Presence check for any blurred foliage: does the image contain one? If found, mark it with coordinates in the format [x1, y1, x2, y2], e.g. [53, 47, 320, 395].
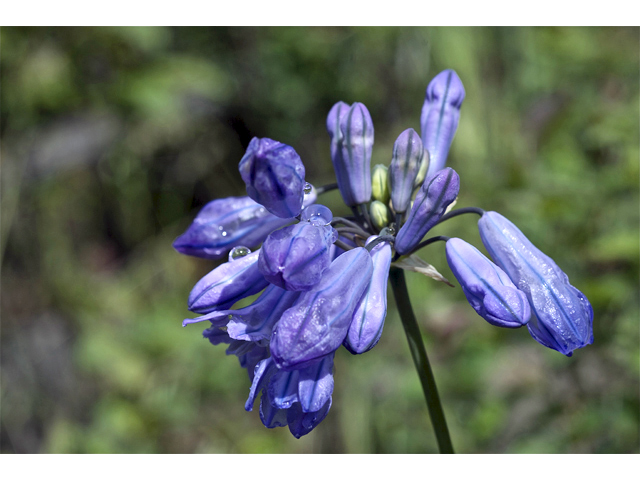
[1, 27, 638, 453]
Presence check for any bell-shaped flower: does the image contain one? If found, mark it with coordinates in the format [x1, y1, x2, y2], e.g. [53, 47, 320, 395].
[478, 211, 594, 356]
[172, 196, 290, 260]
[344, 236, 392, 354]
[173, 186, 318, 261]
[187, 250, 269, 314]
[420, 70, 465, 178]
[259, 206, 337, 291]
[326, 102, 374, 206]
[395, 167, 460, 256]
[238, 137, 306, 218]
[389, 128, 424, 214]
[270, 247, 373, 371]
[445, 237, 531, 328]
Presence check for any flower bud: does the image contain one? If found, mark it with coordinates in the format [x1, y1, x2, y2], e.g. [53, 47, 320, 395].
[259, 220, 337, 291]
[478, 212, 594, 356]
[238, 137, 306, 218]
[445, 238, 531, 328]
[327, 102, 374, 206]
[270, 247, 374, 370]
[420, 70, 465, 178]
[389, 128, 424, 214]
[371, 164, 390, 203]
[369, 200, 390, 231]
[395, 168, 460, 256]
[188, 250, 269, 314]
[344, 236, 392, 354]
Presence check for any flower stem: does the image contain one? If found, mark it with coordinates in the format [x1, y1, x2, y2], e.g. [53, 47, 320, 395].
[389, 267, 454, 454]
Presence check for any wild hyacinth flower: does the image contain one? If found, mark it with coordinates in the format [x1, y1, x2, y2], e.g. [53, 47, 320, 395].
[420, 69, 465, 178]
[445, 237, 530, 328]
[173, 187, 317, 261]
[389, 128, 424, 214]
[258, 205, 337, 291]
[344, 236, 392, 354]
[238, 137, 306, 218]
[175, 68, 592, 444]
[327, 102, 374, 206]
[270, 247, 373, 370]
[478, 212, 594, 356]
[395, 167, 460, 256]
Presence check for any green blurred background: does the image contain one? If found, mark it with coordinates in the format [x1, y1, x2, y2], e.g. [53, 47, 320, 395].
[1, 27, 638, 453]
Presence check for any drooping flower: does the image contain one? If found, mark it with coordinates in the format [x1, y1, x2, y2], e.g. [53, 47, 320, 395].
[344, 236, 392, 354]
[389, 128, 424, 214]
[258, 205, 337, 291]
[270, 247, 374, 371]
[238, 137, 306, 218]
[445, 237, 531, 328]
[187, 250, 269, 314]
[478, 211, 593, 356]
[395, 167, 460, 256]
[327, 102, 374, 207]
[173, 187, 317, 261]
[420, 69, 465, 178]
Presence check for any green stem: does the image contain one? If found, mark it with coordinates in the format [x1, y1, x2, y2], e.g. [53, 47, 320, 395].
[389, 267, 454, 454]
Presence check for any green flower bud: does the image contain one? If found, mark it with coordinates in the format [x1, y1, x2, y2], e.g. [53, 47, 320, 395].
[370, 200, 390, 230]
[371, 164, 390, 204]
[414, 149, 430, 188]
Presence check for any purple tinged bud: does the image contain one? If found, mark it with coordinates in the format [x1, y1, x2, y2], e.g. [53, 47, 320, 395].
[188, 250, 269, 314]
[478, 212, 594, 356]
[395, 168, 460, 256]
[445, 238, 531, 328]
[172, 196, 290, 260]
[327, 102, 374, 206]
[270, 247, 374, 370]
[389, 128, 424, 214]
[238, 137, 306, 219]
[259, 220, 337, 291]
[420, 70, 465, 178]
[287, 398, 332, 438]
[344, 236, 392, 354]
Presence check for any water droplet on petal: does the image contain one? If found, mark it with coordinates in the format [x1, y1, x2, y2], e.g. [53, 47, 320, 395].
[303, 182, 313, 194]
[229, 245, 251, 261]
[301, 204, 333, 226]
[380, 224, 396, 236]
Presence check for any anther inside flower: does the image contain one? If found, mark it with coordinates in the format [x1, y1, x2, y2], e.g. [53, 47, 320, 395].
[174, 69, 593, 440]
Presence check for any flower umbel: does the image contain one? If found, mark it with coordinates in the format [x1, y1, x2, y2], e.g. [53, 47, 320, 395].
[174, 69, 592, 443]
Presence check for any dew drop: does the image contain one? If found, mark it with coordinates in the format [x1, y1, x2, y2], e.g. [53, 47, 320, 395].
[220, 230, 227, 237]
[303, 182, 313, 194]
[301, 204, 333, 226]
[380, 224, 396, 236]
[229, 245, 251, 261]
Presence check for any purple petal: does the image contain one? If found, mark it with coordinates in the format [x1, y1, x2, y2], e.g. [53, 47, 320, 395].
[187, 250, 269, 314]
[238, 137, 306, 219]
[260, 393, 289, 428]
[344, 236, 392, 354]
[270, 247, 374, 371]
[287, 398, 332, 439]
[395, 168, 460, 256]
[267, 369, 300, 410]
[478, 211, 594, 356]
[389, 128, 424, 214]
[420, 69, 465, 178]
[297, 353, 334, 413]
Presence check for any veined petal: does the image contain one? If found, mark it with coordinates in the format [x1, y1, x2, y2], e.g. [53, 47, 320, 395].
[188, 250, 269, 314]
[420, 69, 465, 178]
[344, 236, 392, 354]
[239, 137, 306, 219]
[259, 221, 336, 291]
[267, 369, 300, 410]
[245, 357, 277, 412]
[260, 393, 289, 429]
[395, 168, 460, 256]
[287, 398, 332, 439]
[270, 247, 374, 371]
[478, 211, 593, 356]
[389, 128, 424, 214]
[297, 353, 335, 413]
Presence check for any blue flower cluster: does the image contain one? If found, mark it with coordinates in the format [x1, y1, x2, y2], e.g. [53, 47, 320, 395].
[174, 69, 593, 438]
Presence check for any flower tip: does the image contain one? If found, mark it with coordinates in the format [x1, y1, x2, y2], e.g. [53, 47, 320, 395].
[427, 69, 465, 108]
